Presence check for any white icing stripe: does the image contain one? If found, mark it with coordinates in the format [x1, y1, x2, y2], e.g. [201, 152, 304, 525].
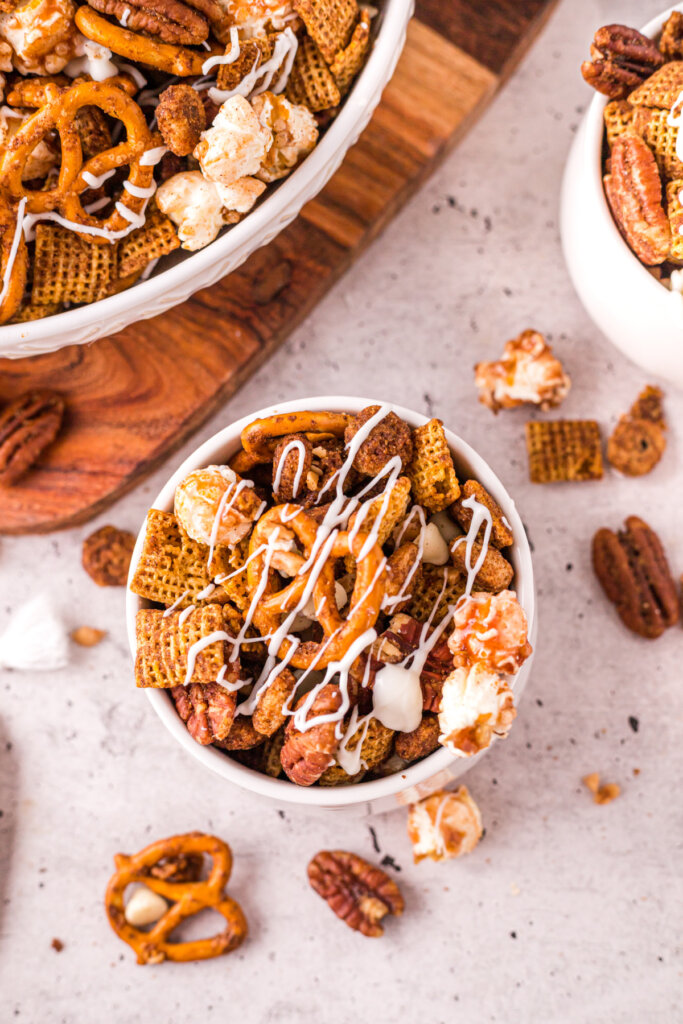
[163, 589, 191, 617]
[82, 168, 116, 189]
[116, 61, 148, 88]
[273, 438, 307, 498]
[115, 201, 146, 227]
[336, 706, 372, 775]
[667, 90, 683, 162]
[123, 179, 157, 199]
[195, 583, 216, 600]
[206, 473, 255, 572]
[201, 26, 240, 74]
[23, 208, 142, 242]
[140, 257, 159, 280]
[84, 197, 110, 214]
[0, 196, 27, 307]
[208, 28, 297, 104]
[460, 493, 493, 597]
[178, 604, 195, 626]
[139, 146, 168, 166]
[120, 7, 130, 26]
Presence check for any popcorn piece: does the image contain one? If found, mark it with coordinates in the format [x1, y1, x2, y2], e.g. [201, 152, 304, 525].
[447, 590, 532, 675]
[215, 0, 296, 36]
[474, 330, 571, 413]
[0, 0, 80, 75]
[174, 464, 264, 548]
[156, 171, 225, 251]
[407, 786, 483, 863]
[216, 176, 266, 214]
[124, 887, 169, 927]
[438, 663, 516, 758]
[251, 91, 318, 183]
[193, 95, 272, 187]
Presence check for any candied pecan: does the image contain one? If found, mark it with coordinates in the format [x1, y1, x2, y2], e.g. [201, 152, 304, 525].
[272, 433, 312, 501]
[659, 12, 683, 59]
[449, 479, 513, 549]
[592, 516, 679, 638]
[171, 681, 237, 744]
[581, 24, 665, 99]
[394, 713, 440, 761]
[157, 83, 206, 157]
[82, 524, 136, 586]
[370, 614, 454, 712]
[147, 851, 203, 883]
[307, 850, 404, 937]
[0, 390, 65, 486]
[604, 134, 671, 266]
[344, 406, 413, 476]
[85, 0, 222, 44]
[251, 668, 297, 737]
[280, 684, 343, 786]
[607, 385, 666, 476]
[218, 713, 266, 750]
[449, 538, 514, 593]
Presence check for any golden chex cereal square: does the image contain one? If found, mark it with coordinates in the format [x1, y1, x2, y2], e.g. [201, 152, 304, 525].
[32, 224, 117, 306]
[632, 106, 683, 181]
[135, 603, 226, 688]
[525, 420, 603, 483]
[118, 206, 180, 278]
[603, 100, 634, 148]
[407, 418, 460, 512]
[329, 10, 371, 95]
[216, 34, 275, 90]
[628, 61, 683, 109]
[286, 36, 341, 111]
[129, 508, 231, 608]
[293, 0, 358, 64]
[405, 565, 465, 624]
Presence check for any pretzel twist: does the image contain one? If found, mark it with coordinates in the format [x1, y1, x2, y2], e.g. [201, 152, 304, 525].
[75, 5, 217, 76]
[248, 505, 387, 669]
[0, 80, 154, 241]
[239, 411, 351, 463]
[105, 832, 247, 964]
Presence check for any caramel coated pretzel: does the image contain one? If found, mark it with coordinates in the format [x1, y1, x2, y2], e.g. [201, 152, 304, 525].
[239, 411, 351, 463]
[75, 5, 217, 76]
[248, 505, 387, 669]
[0, 198, 27, 324]
[105, 832, 247, 964]
[0, 81, 154, 241]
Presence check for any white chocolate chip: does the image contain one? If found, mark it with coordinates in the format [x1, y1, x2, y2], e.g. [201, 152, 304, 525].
[421, 521, 450, 565]
[124, 887, 169, 927]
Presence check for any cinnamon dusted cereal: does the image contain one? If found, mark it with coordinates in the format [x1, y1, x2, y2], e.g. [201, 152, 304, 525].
[525, 420, 603, 483]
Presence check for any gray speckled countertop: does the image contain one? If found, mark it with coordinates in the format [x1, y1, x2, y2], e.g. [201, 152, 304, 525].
[1, 1, 682, 1021]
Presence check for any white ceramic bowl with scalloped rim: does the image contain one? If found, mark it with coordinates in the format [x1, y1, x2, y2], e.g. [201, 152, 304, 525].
[0, 0, 414, 360]
[125, 396, 536, 814]
[561, 4, 683, 389]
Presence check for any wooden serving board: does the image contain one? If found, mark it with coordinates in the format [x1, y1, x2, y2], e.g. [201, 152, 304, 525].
[0, 0, 558, 534]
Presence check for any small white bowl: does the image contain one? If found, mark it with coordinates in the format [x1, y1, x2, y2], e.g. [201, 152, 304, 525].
[0, 0, 413, 360]
[561, 4, 683, 389]
[126, 396, 536, 814]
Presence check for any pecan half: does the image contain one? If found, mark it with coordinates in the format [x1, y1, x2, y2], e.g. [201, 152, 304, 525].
[307, 851, 404, 937]
[592, 516, 679, 638]
[0, 390, 64, 486]
[86, 0, 225, 44]
[82, 524, 136, 586]
[581, 24, 665, 98]
[171, 681, 237, 744]
[604, 134, 670, 266]
[147, 851, 203, 883]
[280, 684, 343, 786]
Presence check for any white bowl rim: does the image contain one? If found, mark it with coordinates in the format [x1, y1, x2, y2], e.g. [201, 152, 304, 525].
[581, 3, 683, 300]
[126, 395, 536, 808]
[0, 0, 413, 350]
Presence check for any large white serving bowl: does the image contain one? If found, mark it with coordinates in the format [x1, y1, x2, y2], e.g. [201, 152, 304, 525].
[561, 4, 683, 389]
[126, 396, 536, 815]
[0, 0, 413, 360]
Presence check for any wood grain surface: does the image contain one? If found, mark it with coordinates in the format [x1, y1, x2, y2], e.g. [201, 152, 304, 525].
[0, 1, 559, 535]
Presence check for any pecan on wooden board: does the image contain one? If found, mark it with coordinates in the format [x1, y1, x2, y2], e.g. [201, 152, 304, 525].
[592, 516, 679, 638]
[581, 24, 665, 98]
[307, 850, 404, 937]
[0, 390, 65, 486]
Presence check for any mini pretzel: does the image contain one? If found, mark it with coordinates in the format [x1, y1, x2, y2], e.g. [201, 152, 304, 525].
[240, 411, 351, 463]
[248, 505, 387, 669]
[75, 5, 216, 76]
[5, 73, 138, 108]
[0, 198, 28, 324]
[105, 832, 247, 965]
[0, 81, 154, 241]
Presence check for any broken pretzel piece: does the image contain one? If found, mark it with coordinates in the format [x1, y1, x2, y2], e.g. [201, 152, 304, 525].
[607, 385, 666, 476]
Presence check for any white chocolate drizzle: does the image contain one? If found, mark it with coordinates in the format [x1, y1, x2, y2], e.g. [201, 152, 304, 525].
[201, 26, 240, 75]
[0, 195, 26, 307]
[273, 438, 307, 498]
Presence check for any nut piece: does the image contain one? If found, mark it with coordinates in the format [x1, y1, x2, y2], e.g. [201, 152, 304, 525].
[581, 24, 665, 99]
[474, 330, 571, 413]
[604, 134, 671, 266]
[394, 712, 440, 761]
[82, 525, 136, 586]
[607, 385, 666, 476]
[70, 625, 107, 646]
[172, 682, 237, 745]
[0, 390, 65, 486]
[280, 683, 342, 786]
[157, 83, 206, 156]
[307, 850, 404, 937]
[582, 773, 621, 805]
[592, 515, 679, 638]
[344, 405, 414, 476]
[660, 12, 683, 59]
[407, 786, 483, 863]
[124, 886, 169, 927]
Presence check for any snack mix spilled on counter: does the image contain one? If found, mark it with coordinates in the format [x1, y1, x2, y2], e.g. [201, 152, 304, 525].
[0, 0, 376, 324]
[582, 15, 683, 292]
[129, 404, 533, 787]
